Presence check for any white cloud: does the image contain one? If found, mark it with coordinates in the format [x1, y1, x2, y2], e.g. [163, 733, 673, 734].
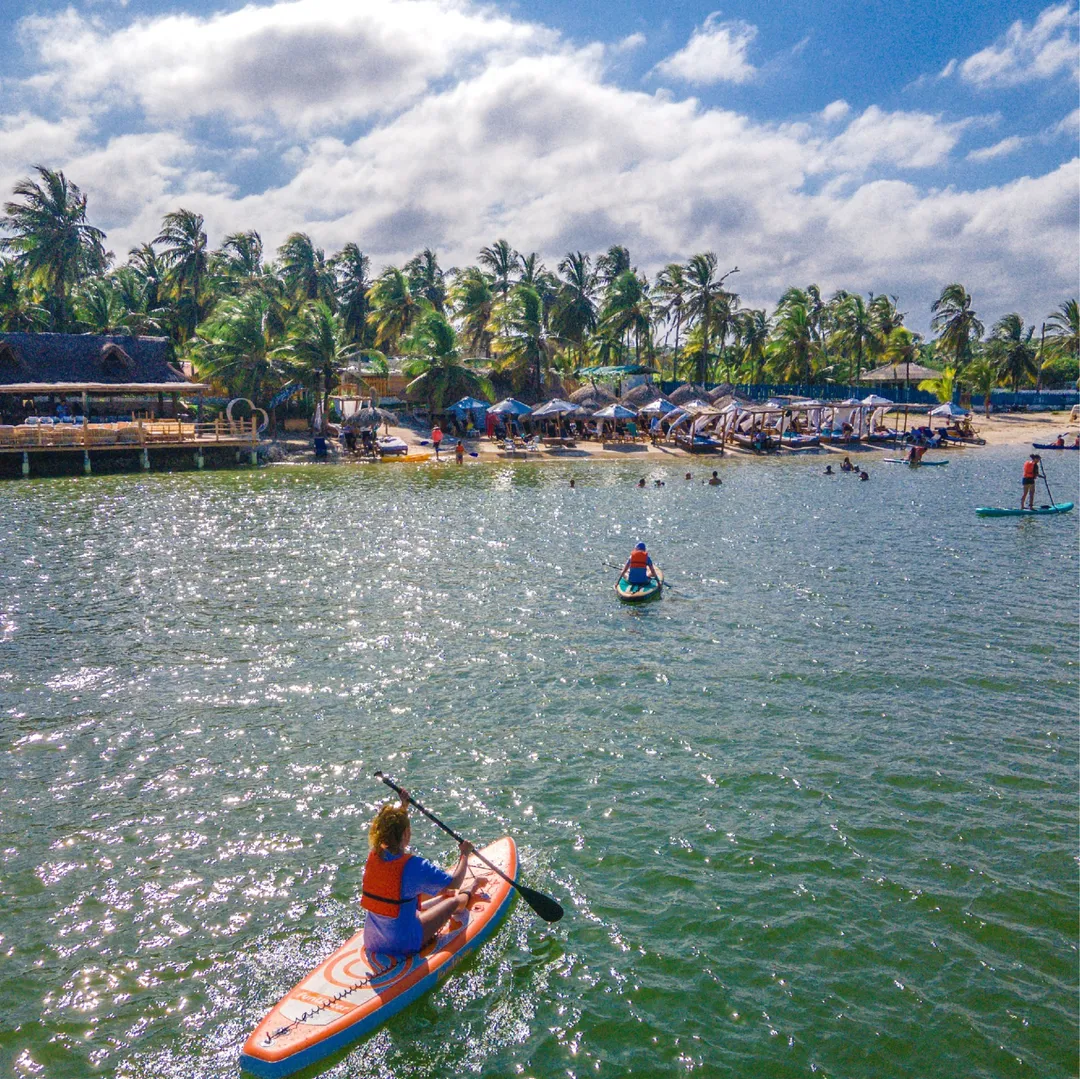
[820, 106, 971, 171]
[653, 13, 757, 85]
[960, 1, 1079, 87]
[2, 0, 1076, 331]
[1054, 108, 1080, 136]
[612, 32, 646, 53]
[821, 100, 850, 123]
[967, 135, 1025, 162]
[19, 0, 554, 133]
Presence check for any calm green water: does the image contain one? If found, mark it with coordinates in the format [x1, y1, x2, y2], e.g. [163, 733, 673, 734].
[1, 448, 1076, 1079]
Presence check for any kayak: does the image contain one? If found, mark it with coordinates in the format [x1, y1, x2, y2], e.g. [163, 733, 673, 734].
[883, 458, 949, 467]
[1032, 443, 1079, 450]
[975, 502, 1075, 517]
[615, 568, 664, 602]
[240, 838, 517, 1078]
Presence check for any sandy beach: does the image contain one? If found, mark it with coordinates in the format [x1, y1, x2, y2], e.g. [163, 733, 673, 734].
[304, 410, 1079, 466]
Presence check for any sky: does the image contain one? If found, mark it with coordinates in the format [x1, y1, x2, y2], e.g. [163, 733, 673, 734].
[0, 0, 1076, 333]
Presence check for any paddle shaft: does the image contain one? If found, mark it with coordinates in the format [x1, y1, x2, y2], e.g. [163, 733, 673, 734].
[373, 772, 563, 921]
[1040, 465, 1057, 507]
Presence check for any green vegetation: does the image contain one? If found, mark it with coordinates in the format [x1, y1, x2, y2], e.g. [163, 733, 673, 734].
[1, 166, 1076, 408]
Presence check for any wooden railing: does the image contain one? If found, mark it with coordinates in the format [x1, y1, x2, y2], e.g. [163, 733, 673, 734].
[0, 417, 259, 449]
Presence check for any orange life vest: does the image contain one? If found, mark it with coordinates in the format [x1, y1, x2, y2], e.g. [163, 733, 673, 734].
[1023, 460, 1038, 480]
[629, 549, 649, 569]
[361, 852, 414, 918]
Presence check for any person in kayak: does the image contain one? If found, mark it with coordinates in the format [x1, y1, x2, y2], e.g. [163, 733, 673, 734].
[361, 791, 483, 957]
[621, 542, 658, 588]
[1021, 453, 1041, 510]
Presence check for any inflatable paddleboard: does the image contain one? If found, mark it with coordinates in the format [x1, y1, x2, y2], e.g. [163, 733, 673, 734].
[883, 458, 949, 466]
[615, 568, 664, 602]
[241, 838, 517, 1078]
[975, 502, 1074, 517]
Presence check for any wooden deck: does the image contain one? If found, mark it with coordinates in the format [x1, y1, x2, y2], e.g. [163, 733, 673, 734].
[0, 417, 259, 453]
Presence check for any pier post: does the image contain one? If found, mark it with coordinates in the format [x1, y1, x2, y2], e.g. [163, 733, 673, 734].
[21, 451, 29, 476]
[83, 450, 91, 475]
[195, 449, 205, 470]
[141, 448, 150, 471]
[250, 448, 258, 466]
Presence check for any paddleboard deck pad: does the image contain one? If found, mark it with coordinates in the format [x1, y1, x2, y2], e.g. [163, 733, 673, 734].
[615, 568, 664, 602]
[976, 502, 1075, 517]
[240, 837, 517, 1078]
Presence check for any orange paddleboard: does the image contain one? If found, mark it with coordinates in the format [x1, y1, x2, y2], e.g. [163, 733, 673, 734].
[240, 838, 517, 1077]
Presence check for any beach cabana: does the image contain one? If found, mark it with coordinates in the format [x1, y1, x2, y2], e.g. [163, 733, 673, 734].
[929, 402, 970, 418]
[447, 396, 489, 432]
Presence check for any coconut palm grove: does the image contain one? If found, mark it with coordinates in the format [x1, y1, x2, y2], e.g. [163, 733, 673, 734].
[1, 166, 1077, 410]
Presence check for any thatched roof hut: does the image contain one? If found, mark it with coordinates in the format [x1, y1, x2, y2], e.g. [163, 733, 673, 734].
[620, 382, 666, 408]
[707, 383, 735, 402]
[569, 383, 616, 410]
[668, 382, 711, 406]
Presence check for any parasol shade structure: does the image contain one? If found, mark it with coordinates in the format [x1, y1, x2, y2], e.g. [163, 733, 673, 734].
[448, 396, 490, 414]
[861, 394, 893, 406]
[488, 397, 532, 415]
[531, 399, 579, 417]
[353, 406, 395, 429]
[638, 398, 677, 415]
[592, 403, 638, 420]
[929, 401, 971, 418]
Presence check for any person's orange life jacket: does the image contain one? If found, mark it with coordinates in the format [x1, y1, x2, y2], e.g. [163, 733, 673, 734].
[361, 852, 414, 918]
[1023, 460, 1038, 480]
[628, 549, 649, 569]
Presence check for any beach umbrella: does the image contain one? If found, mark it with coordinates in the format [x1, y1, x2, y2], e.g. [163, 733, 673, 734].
[592, 403, 637, 419]
[679, 398, 713, 412]
[354, 406, 394, 429]
[488, 398, 531, 415]
[638, 398, 676, 415]
[861, 394, 893, 406]
[449, 396, 490, 413]
[531, 399, 578, 417]
[929, 401, 970, 418]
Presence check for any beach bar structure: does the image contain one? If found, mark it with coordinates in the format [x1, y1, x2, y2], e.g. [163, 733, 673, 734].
[0, 332, 259, 477]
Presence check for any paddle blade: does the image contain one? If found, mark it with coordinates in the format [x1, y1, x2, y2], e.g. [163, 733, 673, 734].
[516, 882, 564, 922]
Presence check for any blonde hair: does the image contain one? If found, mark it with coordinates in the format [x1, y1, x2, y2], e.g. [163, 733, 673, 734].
[369, 803, 409, 853]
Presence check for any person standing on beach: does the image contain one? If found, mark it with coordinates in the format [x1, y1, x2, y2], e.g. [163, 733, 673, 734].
[455, 440, 464, 464]
[432, 424, 444, 458]
[1021, 453, 1041, 509]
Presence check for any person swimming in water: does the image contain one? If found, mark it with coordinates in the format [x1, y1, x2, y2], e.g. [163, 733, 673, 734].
[637, 478, 646, 488]
[824, 464, 834, 475]
[840, 456, 854, 472]
[620, 542, 658, 590]
[361, 791, 485, 957]
[707, 471, 721, 486]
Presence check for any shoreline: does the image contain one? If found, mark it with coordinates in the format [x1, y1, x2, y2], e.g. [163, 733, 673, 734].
[274, 411, 1079, 466]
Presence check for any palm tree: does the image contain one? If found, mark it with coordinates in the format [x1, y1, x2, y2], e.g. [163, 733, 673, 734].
[155, 209, 209, 342]
[963, 356, 998, 416]
[683, 253, 738, 385]
[478, 239, 517, 299]
[1045, 299, 1078, 362]
[367, 267, 426, 352]
[331, 244, 373, 345]
[735, 308, 770, 384]
[74, 277, 128, 334]
[449, 266, 495, 357]
[0, 259, 51, 330]
[930, 283, 983, 371]
[869, 293, 905, 337]
[597, 245, 631, 292]
[917, 365, 957, 404]
[404, 248, 446, 314]
[552, 252, 598, 370]
[274, 301, 358, 422]
[490, 284, 558, 394]
[277, 232, 335, 308]
[654, 263, 688, 379]
[213, 231, 265, 294]
[832, 293, 883, 384]
[402, 311, 493, 415]
[0, 166, 106, 330]
[987, 313, 1038, 390]
[194, 290, 288, 401]
[766, 301, 820, 383]
[601, 270, 651, 364]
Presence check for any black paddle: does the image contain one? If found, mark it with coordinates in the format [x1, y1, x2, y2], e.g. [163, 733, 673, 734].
[373, 772, 564, 923]
[1040, 464, 1058, 509]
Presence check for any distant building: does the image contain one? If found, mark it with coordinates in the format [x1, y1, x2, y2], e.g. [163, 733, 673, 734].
[0, 332, 206, 419]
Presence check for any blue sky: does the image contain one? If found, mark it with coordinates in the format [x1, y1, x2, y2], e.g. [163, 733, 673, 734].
[0, 0, 1076, 330]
